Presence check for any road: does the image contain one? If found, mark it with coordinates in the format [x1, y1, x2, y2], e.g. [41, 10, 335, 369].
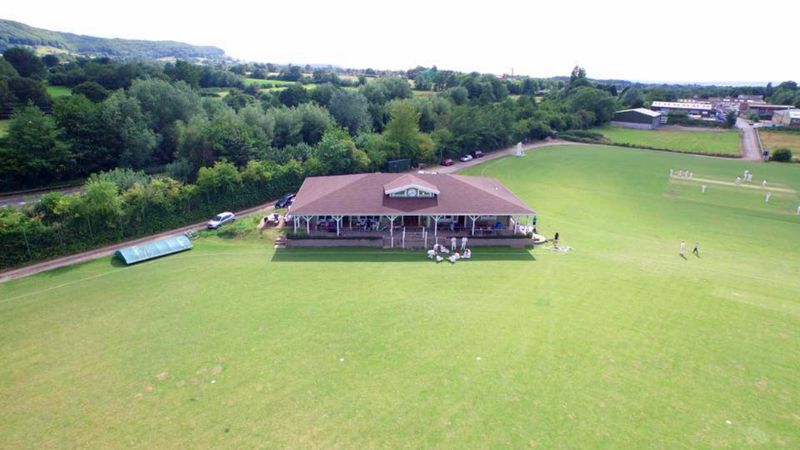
[0, 201, 277, 283]
[737, 118, 762, 161]
[0, 185, 84, 208]
[434, 139, 571, 174]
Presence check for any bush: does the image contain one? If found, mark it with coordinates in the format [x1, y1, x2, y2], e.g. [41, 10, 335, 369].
[770, 148, 793, 162]
[560, 129, 607, 143]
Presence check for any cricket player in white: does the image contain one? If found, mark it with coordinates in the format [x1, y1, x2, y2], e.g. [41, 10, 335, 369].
[680, 240, 686, 257]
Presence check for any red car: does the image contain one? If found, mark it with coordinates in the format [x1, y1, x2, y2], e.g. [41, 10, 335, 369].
[440, 158, 455, 166]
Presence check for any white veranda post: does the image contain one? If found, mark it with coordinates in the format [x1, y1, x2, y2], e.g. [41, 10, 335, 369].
[469, 215, 480, 236]
[303, 216, 312, 234]
[431, 215, 441, 240]
[333, 216, 343, 236]
[386, 216, 397, 248]
[293, 217, 298, 233]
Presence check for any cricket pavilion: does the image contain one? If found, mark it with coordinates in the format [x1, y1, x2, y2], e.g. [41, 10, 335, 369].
[285, 172, 537, 248]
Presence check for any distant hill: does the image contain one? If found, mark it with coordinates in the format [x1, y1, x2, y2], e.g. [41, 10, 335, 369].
[0, 19, 226, 61]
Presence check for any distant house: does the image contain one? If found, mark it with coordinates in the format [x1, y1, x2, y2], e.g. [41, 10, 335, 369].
[650, 101, 714, 118]
[737, 94, 764, 103]
[772, 109, 800, 128]
[748, 103, 793, 119]
[611, 108, 662, 130]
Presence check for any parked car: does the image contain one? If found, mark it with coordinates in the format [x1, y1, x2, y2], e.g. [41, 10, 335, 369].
[275, 193, 296, 209]
[440, 158, 455, 166]
[459, 154, 473, 162]
[471, 150, 484, 158]
[207, 211, 235, 229]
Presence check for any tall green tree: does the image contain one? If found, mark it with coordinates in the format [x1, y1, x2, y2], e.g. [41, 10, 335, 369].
[383, 101, 433, 163]
[328, 90, 371, 135]
[2, 47, 46, 79]
[101, 92, 158, 169]
[313, 128, 369, 175]
[1, 106, 72, 187]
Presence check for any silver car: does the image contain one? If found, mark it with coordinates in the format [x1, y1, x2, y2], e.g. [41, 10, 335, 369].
[207, 211, 235, 229]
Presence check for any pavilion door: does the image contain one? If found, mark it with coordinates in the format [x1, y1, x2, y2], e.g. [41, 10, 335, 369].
[402, 216, 419, 227]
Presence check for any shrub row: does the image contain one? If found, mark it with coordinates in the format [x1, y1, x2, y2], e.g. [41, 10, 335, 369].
[0, 160, 304, 270]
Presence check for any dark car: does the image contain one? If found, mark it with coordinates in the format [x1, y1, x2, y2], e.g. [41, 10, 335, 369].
[275, 193, 296, 209]
[471, 150, 484, 158]
[440, 158, 455, 166]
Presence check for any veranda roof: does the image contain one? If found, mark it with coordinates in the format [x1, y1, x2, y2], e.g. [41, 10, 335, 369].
[289, 173, 535, 216]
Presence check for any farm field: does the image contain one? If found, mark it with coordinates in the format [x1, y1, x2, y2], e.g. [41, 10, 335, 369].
[594, 125, 741, 156]
[2, 145, 800, 447]
[45, 84, 72, 98]
[760, 129, 800, 159]
[244, 78, 297, 87]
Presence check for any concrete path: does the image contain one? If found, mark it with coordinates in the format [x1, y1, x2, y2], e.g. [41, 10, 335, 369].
[737, 118, 762, 161]
[0, 185, 84, 208]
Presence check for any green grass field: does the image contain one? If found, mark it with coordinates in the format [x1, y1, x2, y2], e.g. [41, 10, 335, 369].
[2, 145, 799, 447]
[244, 78, 298, 87]
[595, 125, 741, 156]
[45, 85, 72, 98]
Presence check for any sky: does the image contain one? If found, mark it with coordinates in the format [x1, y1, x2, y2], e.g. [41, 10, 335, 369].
[4, 0, 799, 83]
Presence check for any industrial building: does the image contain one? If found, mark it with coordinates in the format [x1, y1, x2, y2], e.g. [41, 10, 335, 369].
[772, 109, 800, 128]
[748, 103, 793, 120]
[650, 101, 714, 118]
[611, 108, 662, 129]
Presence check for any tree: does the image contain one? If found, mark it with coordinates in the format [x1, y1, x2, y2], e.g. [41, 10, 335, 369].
[567, 87, 617, 127]
[383, 101, 434, 163]
[72, 81, 109, 102]
[128, 79, 203, 162]
[279, 65, 303, 82]
[2, 47, 46, 79]
[356, 133, 398, 171]
[621, 88, 644, 108]
[725, 111, 738, 128]
[53, 94, 118, 174]
[313, 128, 368, 174]
[278, 84, 310, 107]
[196, 160, 242, 195]
[164, 60, 202, 88]
[0, 57, 19, 80]
[2, 106, 72, 187]
[567, 66, 590, 91]
[81, 179, 123, 230]
[328, 90, 371, 135]
[101, 92, 158, 169]
[310, 82, 338, 107]
[41, 54, 59, 68]
[6, 77, 51, 109]
[445, 86, 469, 105]
[88, 168, 149, 192]
[295, 103, 334, 145]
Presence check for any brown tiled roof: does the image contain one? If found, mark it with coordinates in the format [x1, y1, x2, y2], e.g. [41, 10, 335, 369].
[289, 173, 535, 216]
